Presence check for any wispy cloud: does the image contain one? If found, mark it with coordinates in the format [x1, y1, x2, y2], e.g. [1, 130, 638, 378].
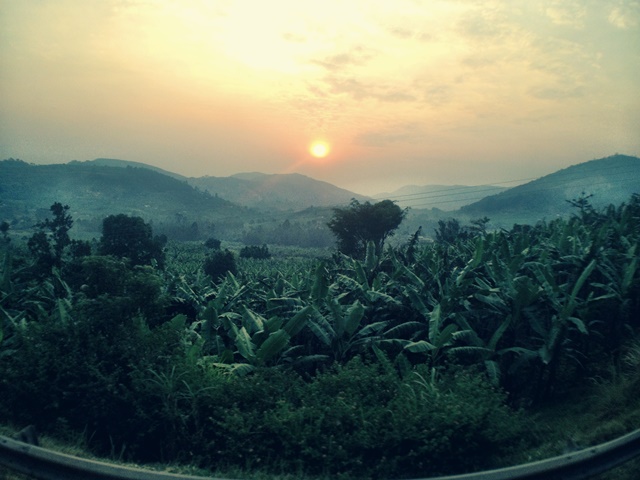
[608, 4, 640, 29]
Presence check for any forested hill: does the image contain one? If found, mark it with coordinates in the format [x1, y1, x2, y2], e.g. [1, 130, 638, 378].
[0, 159, 250, 238]
[188, 172, 370, 211]
[460, 154, 640, 221]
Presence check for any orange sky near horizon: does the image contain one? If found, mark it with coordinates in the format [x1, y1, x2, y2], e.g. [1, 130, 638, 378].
[1, 0, 639, 195]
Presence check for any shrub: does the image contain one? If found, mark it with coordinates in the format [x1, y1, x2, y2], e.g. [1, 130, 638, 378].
[204, 237, 221, 250]
[203, 249, 237, 281]
[239, 244, 271, 259]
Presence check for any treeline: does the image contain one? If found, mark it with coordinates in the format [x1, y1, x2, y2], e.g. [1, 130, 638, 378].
[0, 196, 639, 478]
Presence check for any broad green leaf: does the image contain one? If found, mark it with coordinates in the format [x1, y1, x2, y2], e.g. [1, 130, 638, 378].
[235, 326, 256, 361]
[358, 321, 389, 337]
[256, 330, 290, 363]
[169, 314, 187, 331]
[488, 317, 511, 352]
[242, 306, 265, 333]
[434, 323, 458, 348]
[384, 321, 424, 338]
[328, 298, 345, 337]
[310, 262, 329, 303]
[407, 289, 430, 318]
[354, 260, 369, 289]
[484, 359, 501, 386]
[428, 303, 442, 342]
[344, 301, 365, 337]
[567, 316, 588, 335]
[365, 241, 378, 272]
[405, 340, 437, 353]
[265, 315, 284, 333]
[283, 305, 313, 337]
[308, 307, 335, 346]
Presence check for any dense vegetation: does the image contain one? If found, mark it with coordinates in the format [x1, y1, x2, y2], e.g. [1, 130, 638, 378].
[1, 195, 639, 479]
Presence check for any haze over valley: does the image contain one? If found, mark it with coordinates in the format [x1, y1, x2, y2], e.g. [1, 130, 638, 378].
[2, 154, 638, 247]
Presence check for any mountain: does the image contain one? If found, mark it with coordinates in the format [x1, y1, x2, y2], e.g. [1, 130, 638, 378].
[0, 159, 250, 239]
[188, 172, 370, 211]
[65, 159, 370, 211]
[460, 154, 640, 222]
[70, 158, 188, 181]
[373, 184, 508, 211]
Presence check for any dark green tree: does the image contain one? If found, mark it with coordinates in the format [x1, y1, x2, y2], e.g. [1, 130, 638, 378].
[434, 218, 469, 245]
[99, 214, 165, 268]
[204, 249, 237, 282]
[240, 244, 271, 259]
[327, 199, 406, 258]
[27, 202, 73, 273]
[204, 237, 222, 250]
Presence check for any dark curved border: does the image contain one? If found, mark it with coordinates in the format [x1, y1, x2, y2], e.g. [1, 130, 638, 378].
[1, 428, 640, 480]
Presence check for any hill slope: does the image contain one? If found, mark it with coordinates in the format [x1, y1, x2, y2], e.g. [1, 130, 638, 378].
[460, 154, 640, 221]
[374, 184, 508, 211]
[0, 159, 249, 238]
[188, 172, 370, 211]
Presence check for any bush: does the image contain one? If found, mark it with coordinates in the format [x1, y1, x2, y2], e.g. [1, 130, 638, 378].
[239, 244, 271, 259]
[204, 237, 221, 250]
[203, 249, 237, 281]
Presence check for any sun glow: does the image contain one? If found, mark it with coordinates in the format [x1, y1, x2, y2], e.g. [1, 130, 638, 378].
[310, 141, 330, 158]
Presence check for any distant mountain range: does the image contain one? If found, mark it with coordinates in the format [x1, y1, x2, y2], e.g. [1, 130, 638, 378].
[460, 154, 640, 221]
[1, 154, 638, 243]
[188, 172, 369, 211]
[373, 184, 508, 211]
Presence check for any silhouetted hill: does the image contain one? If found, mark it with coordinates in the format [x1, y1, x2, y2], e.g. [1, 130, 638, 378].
[71, 158, 188, 181]
[373, 184, 508, 211]
[188, 172, 370, 211]
[460, 154, 640, 221]
[0, 159, 250, 239]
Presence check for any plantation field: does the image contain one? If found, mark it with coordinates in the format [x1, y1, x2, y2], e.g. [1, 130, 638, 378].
[1, 196, 639, 478]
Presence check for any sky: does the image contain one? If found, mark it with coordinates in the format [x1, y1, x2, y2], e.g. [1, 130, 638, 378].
[1, 0, 639, 195]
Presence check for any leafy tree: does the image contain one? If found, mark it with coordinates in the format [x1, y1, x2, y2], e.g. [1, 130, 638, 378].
[99, 214, 165, 268]
[204, 237, 221, 250]
[434, 218, 469, 245]
[239, 244, 271, 259]
[328, 199, 406, 258]
[27, 202, 73, 273]
[69, 239, 92, 260]
[204, 249, 237, 281]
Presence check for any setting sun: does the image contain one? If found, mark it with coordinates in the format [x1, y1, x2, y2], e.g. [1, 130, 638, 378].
[310, 141, 330, 158]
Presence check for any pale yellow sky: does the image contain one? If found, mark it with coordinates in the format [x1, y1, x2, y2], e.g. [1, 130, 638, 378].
[1, 0, 639, 194]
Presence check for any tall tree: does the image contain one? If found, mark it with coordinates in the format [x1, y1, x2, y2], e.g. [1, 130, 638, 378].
[27, 202, 73, 272]
[328, 199, 406, 258]
[99, 214, 165, 268]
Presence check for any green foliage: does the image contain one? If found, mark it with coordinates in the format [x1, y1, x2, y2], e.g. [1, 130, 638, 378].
[1, 195, 640, 478]
[99, 214, 166, 268]
[328, 199, 406, 258]
[27, 202, 74, 274]
[204, 237, 221, 250]
[240, 244, 271, 259]
[203, 249, 238, 281]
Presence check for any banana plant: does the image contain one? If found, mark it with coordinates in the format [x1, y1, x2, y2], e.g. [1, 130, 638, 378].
[403, 301, 469, 369]
[306, 298, 386, 361]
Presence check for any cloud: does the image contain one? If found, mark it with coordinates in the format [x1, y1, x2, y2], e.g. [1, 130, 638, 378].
[529, 85, 585, 100]
[608, 4, 640, 29]
[322, 76, 417, 103]
[354, 122, 426, 147]
[423, 85, 453, 106]
[544, 1, 587, 29]
[282, 32, 307, 43]
[311, 46, 375, 72]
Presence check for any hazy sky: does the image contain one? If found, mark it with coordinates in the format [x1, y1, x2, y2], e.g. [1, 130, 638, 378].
[1, 0, 639, 194]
